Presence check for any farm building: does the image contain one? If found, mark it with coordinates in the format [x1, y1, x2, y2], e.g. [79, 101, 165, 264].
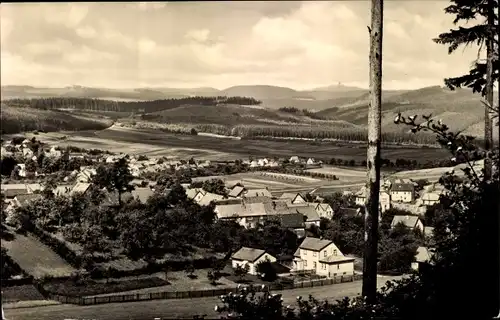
[421, 192, 440, 206]
[228, 185, 245, 198]
[231, 247, 277, 275]
[196, 192, 225, 206]
[293, 237, 355, 278]
[355, 186, 391, 212]
[279, 192, 307, 204]
[276, 213, 306, 237]
[244, 188, 272, 198]
[289, 205, 320, 228]
[390, 179, 416, 203]
[310, 203, 334, 219]
[391, 215, 424, 232]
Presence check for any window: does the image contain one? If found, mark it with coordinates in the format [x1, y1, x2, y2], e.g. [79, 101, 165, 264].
[323, 251, 327, 258]
[322, 263, 326, 270]
[333, 249, 338, 256]
[343, 272, 347, 275]
[302, 249, 307, 256]
[337, 265, 340, 270]
[304, 260, 307, 267]
[313, 251, 317, 257]
[313, 262, 317, 269]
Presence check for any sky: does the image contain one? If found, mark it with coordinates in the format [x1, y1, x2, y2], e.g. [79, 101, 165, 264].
[0, 1, 484, 90]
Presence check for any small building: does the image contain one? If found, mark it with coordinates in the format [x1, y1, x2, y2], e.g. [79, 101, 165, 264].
[279, 193, 307, 204]
[131, 187, 155, 204]
[1, 185, 29, 199]
[411, 246, 434, 271]
[197, 192, 225, 206]
[421, 192, 440, 206]
[291, 205, 321, 228]
[228, 185, 245, 198]
[289, 156, 300, 164]
[277, 213, 306, 237]
[311, 203, 334, 219]
[306, 158, 316, 165]
[391, 215, 424, 232]
[70, 182, 91, 196]
[293, 237, 355, 278]
[379, 191, 391, 212]
[231, 247, 277, 275]
[390, 182, 415, 203]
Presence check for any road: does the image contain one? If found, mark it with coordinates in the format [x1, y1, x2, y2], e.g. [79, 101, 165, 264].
[4, 276, 401, 320]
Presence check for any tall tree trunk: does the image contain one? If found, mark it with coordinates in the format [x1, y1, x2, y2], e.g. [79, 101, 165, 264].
[362, 0, 383, 304]
[484, 0, 495, 179]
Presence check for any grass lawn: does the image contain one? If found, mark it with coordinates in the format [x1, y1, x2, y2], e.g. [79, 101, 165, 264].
[1, 285, 45, 303]
[42, 277, 168, 297]
[1, 231, 77, 279]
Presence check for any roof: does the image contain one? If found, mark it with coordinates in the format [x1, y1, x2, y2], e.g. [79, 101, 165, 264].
[197, 192, 224, 206]
[186, 188, 203, 199]
[131, 187, 154, 204]
[228, 186, 245, 198]
[422, 193, 440, 201]
[14, 193, 42, 206]
[25, 183, 43, 193]
[245, 189, 272, 198]
[319, 255, 355, 264]
[292, 206, 320, 222]
[279, 192, 299, 200]
[391, 183, 415, 192]
[71, 183, 91, 195]
[339, 207, 361, 216]
[299, 237, 333, 251]
[2, 188, 28, 198]
[1, 184, 28, 190]
[415, 246, 433, 263]
[263, 200, 290, 215]
[215, 202, 267, 219]
[53, 185, 73, 197]
[277, 213, 306, 229]
[232, 247, 267, 262]
[391, 215, 421, 228]
[243, 196, 273, 204]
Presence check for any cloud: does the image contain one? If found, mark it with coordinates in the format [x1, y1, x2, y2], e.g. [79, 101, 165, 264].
[0, 1, 481, 90]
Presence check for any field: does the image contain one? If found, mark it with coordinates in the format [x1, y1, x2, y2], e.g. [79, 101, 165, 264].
[1, 231, 77, 279]
[0, 105, 114, 135]
[389, 159, 485, 182]
[17, 125, 450, 163]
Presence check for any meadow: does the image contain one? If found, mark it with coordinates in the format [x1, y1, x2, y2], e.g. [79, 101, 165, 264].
[0, 105, 114, 135]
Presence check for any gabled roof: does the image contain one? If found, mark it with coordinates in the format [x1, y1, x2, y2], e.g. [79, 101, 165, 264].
[243, 196, 273, 204]
[415, 246, 433, 263]
[71, 182, 91, 195]
[186, 188, 203, 199]
[53, 185, 73, 197]
[422, 192, 440, 201]
[280, 192, 299, 200]
[339, 207, 362, 216]
[197, 192, 224, 206]
[25, 183, 43, 193]
[391, 215, 421, 228]
[215, 202, 267, 219]
[228, 186, 245, 198]
[131, 187, 155, 204]
[299, 237, 333, 251]
[232, 247, 267, 262]
[2, 188, 28, 198]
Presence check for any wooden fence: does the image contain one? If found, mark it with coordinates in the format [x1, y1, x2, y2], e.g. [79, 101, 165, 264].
[40, 274, 362, 306]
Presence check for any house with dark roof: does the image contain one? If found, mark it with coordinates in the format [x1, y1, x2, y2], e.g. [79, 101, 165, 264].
[228, 185, 245, 198]
[391, 215, 424, 232]
[289, 205, 321, 227]
[293, 237, 354, 278]
[276, 213, 306, 237]
[390, 182, 415, 203]
[231, 247, 277, 275]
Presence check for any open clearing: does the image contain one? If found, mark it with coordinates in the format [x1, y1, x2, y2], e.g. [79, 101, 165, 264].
[389, 159, 484, 182]
[17, 125, 449, 162]
[1, 232, 77, 279]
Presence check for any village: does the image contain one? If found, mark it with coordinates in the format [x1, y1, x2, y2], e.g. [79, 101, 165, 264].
[1, 135, 437, 291]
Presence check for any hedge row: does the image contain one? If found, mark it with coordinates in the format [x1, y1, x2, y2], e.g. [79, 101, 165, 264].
[31, 226, 83, 269]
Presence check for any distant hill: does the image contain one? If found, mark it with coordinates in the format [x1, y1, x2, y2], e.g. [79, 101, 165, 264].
[316, 86, 498, 139]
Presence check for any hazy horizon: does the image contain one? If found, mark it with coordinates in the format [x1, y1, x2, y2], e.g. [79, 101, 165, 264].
[1, 1, 483, 91]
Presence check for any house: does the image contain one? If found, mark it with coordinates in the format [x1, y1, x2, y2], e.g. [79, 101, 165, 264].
[379, 191, 391, 212]
[131, 187, 155, 204]
[311, 203, 334, 219]
[293, 237, 355, 278]
[228, 185, 245, 198]
[289, 156, 300, 163]
[257, 158, 269, 167]
[25, 183, 44, 194]
[249, 160, 259, 168]
[411, 246, 434, 271]
[391, 215, 424, 232]
[290, 205, 321, 228]
[390, 182, 415, 203]
[70, 183, 91, 196]
[186, 188, 204, 200]
[275, 213, 306, 237]
[231, 247, 277, 275]
[421, 192, 440, 206]
[53, 185, 73, 197]
[1, 184, 29, 199]
[244, 188, 272, 198]
[76, 168, 97, 183]
[339, 207, 362, 217]
[215, 202, 267, 228]
[306, 158, 316, 165]
[197, 192, 225, 206]
[279, 193, 307, 204]
[16, 164, 27, 177]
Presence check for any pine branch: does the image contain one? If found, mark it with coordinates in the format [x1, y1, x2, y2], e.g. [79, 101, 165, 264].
[433, 25, 489, 54]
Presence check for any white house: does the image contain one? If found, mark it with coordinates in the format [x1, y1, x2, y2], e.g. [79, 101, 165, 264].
[421, 192, 440, 206]
[390, 182, 415, 203]
[231, 247, 277, 275]
[311, 203, 334, 219]
[289, 156, 300, 163]
[293, 237, 355, 278]
[280, 193, 307, 204]
[379, 191, 391, 212]
[391, 215, 424, 232]
[411, 246, 434, 271]
[257, 158, 269, 167]
[306, 158, 316, 165]
[249, 160, 259, 168]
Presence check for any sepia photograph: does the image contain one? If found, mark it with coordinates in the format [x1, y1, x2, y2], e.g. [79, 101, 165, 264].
[0, 1, 499, 320]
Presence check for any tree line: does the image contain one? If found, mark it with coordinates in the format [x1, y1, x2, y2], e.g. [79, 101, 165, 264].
[3, 96, 262, 113]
